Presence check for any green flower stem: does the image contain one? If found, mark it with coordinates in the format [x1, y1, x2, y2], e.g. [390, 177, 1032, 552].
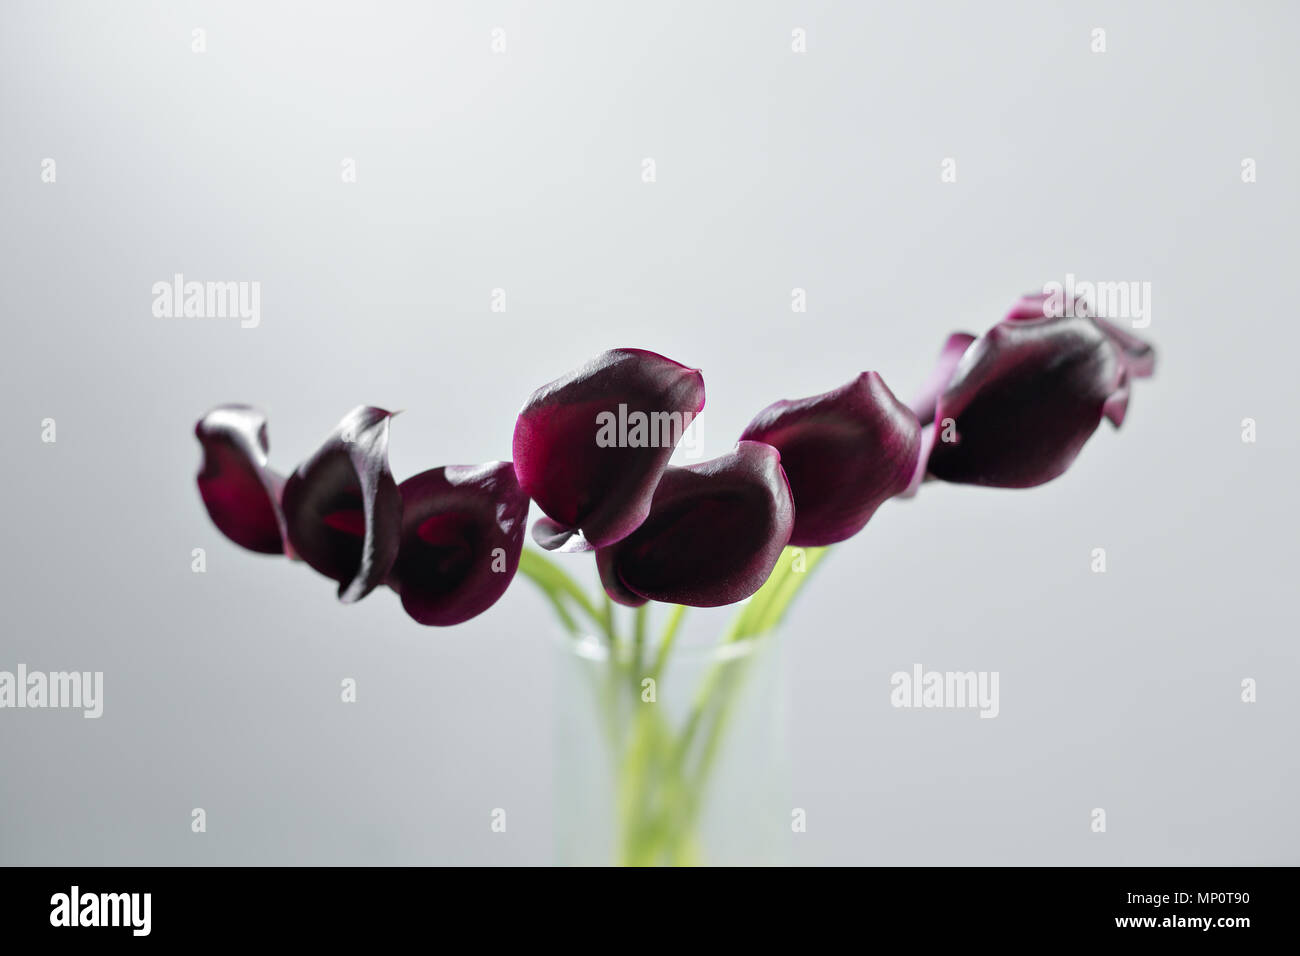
[621, 604, 694, 864]
[519, 574, 579, 635]
[631, 604, 647, 689]
[680, 663, 748, 828]
[754, 546, 828, 633]
[517, 548, 614, 639]
[672, 547, 829, 780]
[650, 604, 688, 680]
[527, 542, 832, 865]
[666, 552, 831, 848]
[618, 549, 832, 864]
[516, 548, 624, 753]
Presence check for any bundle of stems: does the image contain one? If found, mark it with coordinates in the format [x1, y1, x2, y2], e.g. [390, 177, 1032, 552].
[519, 546, 827, 864]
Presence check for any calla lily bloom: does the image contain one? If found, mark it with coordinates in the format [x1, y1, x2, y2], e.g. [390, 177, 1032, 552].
[917, 293, 1156, 488]
[1008, 294, 1156, 378]
[195, 404, 287, 555]
[388, 463, 529, 626]
[513, 348, 706, 552]
[595, 441, 794, 607]
[193, 292, 1157, 633]
[739, 372, 920, 546]
[281, 406, 402, 603]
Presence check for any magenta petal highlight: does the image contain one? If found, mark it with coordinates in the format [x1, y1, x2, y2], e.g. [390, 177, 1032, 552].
[910, 332, 976, 428]
[195, 404, 287, 555]
[1102, 367, 1131, 427]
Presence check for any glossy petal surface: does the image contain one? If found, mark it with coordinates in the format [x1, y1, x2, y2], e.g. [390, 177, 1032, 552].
[740, 372, 920, 546]
[282, 407, 402, 602]
[390, 462, 529, 626]
[926, 310, 1146, 488]
[513, 348, 705, 549]
[596, 441, 794, 607]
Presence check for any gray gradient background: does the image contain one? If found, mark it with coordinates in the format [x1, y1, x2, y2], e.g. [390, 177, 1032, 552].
[2, 0, 1296, 865]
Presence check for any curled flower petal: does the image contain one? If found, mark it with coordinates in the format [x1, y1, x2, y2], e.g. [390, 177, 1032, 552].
[1102, 368, 1131, 427]
[1009, 292, 1156, 377]
[1094, 316, 1157, 378]
[899, 423, 938, 499]
[1004, 292, 1057, 321]
[595, 441, 794, 607]
[282, 407, 402, 603]
[926, 302, 1155, 488]
[388, 462, 529, 626]
[910, 332, 976, 427]
[530, 517, 595, 553]
[739, 372, 920, 546]
[195, 404, 286, 555]
[512, 348, 706, 550]
[899, 333, 976, 499]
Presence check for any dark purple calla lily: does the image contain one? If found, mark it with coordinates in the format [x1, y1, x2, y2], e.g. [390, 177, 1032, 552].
[595, 441, 794, 608]
[195, 404, 287, 555]
[739, 372, 920, 546]
[1008, 293, 1156, 378]
[388, 463, 529, 626]
[513, 348, 706, 552]
[281, 406, 402, 603]
[920, 294, 1156, 488]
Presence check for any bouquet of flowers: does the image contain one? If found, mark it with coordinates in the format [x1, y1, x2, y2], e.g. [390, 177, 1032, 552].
[194, 291, 1154, 864]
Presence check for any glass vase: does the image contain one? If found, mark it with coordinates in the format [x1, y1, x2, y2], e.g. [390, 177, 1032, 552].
[552, 610, 790, 866]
